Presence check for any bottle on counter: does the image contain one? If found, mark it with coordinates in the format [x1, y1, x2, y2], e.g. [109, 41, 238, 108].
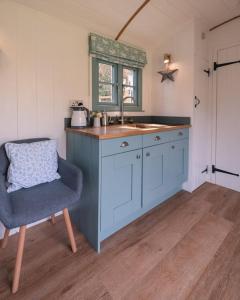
[101, 111, 108, 126]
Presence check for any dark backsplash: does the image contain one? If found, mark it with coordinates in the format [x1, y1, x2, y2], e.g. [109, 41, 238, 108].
[151, 116, 191, 125]
[64, 115, 191, 128]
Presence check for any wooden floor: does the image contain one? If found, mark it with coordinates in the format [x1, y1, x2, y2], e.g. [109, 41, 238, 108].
[1, 183, 240, 299]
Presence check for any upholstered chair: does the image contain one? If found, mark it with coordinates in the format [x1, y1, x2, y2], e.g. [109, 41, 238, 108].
[0, 138, 83, 293]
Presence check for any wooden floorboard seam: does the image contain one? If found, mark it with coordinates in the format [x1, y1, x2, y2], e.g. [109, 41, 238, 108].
[0, 182, 240, 300]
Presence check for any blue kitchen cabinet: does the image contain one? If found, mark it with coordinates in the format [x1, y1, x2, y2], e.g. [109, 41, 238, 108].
[142, 138, 188, 209]
[142, 144, 166, 207]
[101, 149, 142, 239]
[66, 128, 189, 252]
[164, 139, 189, 193]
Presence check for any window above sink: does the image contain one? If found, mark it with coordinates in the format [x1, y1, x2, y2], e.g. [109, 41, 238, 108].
[92, 58, 142, 112]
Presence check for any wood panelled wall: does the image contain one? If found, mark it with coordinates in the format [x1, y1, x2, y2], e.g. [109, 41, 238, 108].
[0, 1, 89, 158]
[0, 1, 153, 237]
[0, 1, 90, 237]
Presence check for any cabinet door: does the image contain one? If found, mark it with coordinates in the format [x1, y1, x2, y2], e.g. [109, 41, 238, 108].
[101, 149, 142, 232]
[143, 144, 166, 207]
[164, 139, 188, 192]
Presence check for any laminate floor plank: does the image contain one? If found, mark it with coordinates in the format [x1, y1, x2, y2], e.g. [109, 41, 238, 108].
[99, 198, 212, 299]
[0, 183, 240, 300]
[124, 214, 232, 300]
[208, 241, 240, 300]
[211, 191, 240, 223]
[36, 192, 197, 300]
[187, 219, 240, 300]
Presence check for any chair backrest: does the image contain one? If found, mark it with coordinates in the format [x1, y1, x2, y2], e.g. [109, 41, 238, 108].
[0, 138, 49, 176]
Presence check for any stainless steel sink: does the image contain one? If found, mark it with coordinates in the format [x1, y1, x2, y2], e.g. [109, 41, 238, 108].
[119, 123, 171, 130]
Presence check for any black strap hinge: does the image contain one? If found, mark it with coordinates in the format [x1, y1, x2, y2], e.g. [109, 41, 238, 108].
[214, 60, 240, 71]
[212, 165, 239, 177]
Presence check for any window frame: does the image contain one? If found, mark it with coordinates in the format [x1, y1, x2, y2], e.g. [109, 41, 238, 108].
[92, 58, 142, 112]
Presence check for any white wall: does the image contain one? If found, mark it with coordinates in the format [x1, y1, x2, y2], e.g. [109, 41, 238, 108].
[151, 18, 240, 192]
[208, 18, 240, 53]
[0, 1, 153, 155]
[151, 20, 209, 192]
[0, 1, 89, 158]
[151, 22, 195, 117]
[0, 0, 153, 237]
[191, 20, 210, 189]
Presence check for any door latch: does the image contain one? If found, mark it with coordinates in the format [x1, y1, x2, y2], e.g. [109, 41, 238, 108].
[201, 166, 208, 174]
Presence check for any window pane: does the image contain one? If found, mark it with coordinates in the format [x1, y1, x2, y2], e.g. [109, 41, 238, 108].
[123, 68, 134, 86]
[99, 84, 113, 103]
[123, 86, 134, 103]
[99, 63, 113, 83]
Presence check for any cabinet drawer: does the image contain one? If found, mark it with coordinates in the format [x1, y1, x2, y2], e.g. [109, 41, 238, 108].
[168, 128, 189, 142]
[143, 128, 189, 147]
[101, 135, 142, 156]
[142, 131, 170, 147]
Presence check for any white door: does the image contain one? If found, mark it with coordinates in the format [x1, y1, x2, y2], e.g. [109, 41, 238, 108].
[214, 44, 240, 191]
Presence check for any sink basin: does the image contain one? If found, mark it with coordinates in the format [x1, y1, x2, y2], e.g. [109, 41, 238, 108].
[119, 123, 171, 130]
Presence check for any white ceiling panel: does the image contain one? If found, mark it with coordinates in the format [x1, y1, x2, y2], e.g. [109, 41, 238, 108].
[12, 0, 240, 48]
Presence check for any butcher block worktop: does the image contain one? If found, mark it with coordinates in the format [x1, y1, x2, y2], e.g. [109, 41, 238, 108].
[66, 123, 191, 140]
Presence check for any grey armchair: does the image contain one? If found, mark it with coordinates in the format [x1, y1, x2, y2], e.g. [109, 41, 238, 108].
[0, 138, 83, 293]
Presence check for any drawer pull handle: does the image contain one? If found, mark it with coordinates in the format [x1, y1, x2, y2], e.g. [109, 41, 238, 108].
[120, 141, 129, 148]
[136, 154, 141, 159]
[171, 145, 175, 149]
[154, 136, 161, 141]
[178, 131, 183, 136]
[146, 152, 150, 157]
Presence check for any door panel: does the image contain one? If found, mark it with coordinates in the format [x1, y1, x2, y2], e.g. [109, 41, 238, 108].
[101, 150, 142, 232]
[143, 140, 188, 208]
[143, 144, 165, 207]
[215, 44, 240, 191]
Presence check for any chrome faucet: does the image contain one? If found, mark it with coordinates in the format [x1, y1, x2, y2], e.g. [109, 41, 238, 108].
[120, 96, 134, 125]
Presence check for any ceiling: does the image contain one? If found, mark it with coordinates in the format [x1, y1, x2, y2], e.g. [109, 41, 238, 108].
[12, 0, 240, 48]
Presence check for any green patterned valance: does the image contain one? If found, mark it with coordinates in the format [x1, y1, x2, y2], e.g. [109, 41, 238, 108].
[89, 33, 147, 69]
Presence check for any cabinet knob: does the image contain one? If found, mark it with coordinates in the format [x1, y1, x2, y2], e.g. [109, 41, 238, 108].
[178, 131, 183, 136]
[136, 154, 141, 159]
[171, 145, 175, 149]
[146, 152, 150, 157]
[120, 141, 129, 148]
[154, 135, 161, 141]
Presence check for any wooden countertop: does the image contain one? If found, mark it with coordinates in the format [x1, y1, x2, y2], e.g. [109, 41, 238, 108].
[66, 124, 191, 140]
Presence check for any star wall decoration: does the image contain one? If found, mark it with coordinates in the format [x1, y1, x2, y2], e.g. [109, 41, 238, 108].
[158, 68, 178, 82]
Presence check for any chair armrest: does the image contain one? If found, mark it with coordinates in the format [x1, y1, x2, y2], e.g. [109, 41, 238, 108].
[0, 174, 12, 228]
[58, 158, 83, 197]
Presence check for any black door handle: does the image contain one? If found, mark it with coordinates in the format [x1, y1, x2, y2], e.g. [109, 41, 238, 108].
[194, 96, 200, 108]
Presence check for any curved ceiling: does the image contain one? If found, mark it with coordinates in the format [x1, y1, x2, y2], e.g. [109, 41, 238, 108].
[12, 0, 240, 48]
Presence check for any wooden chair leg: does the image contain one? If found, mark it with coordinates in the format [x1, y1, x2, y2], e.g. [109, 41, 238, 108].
[12, 226, 26, 294]
[63, 208, 77, 253]
[51, 214, 56, 225]
[1, 229, 10, 249]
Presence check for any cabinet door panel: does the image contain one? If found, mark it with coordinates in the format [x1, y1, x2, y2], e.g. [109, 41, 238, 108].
[143, 144, 166, 207]
[164, 139, 188, 191]
[101, 150, 142, 232]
